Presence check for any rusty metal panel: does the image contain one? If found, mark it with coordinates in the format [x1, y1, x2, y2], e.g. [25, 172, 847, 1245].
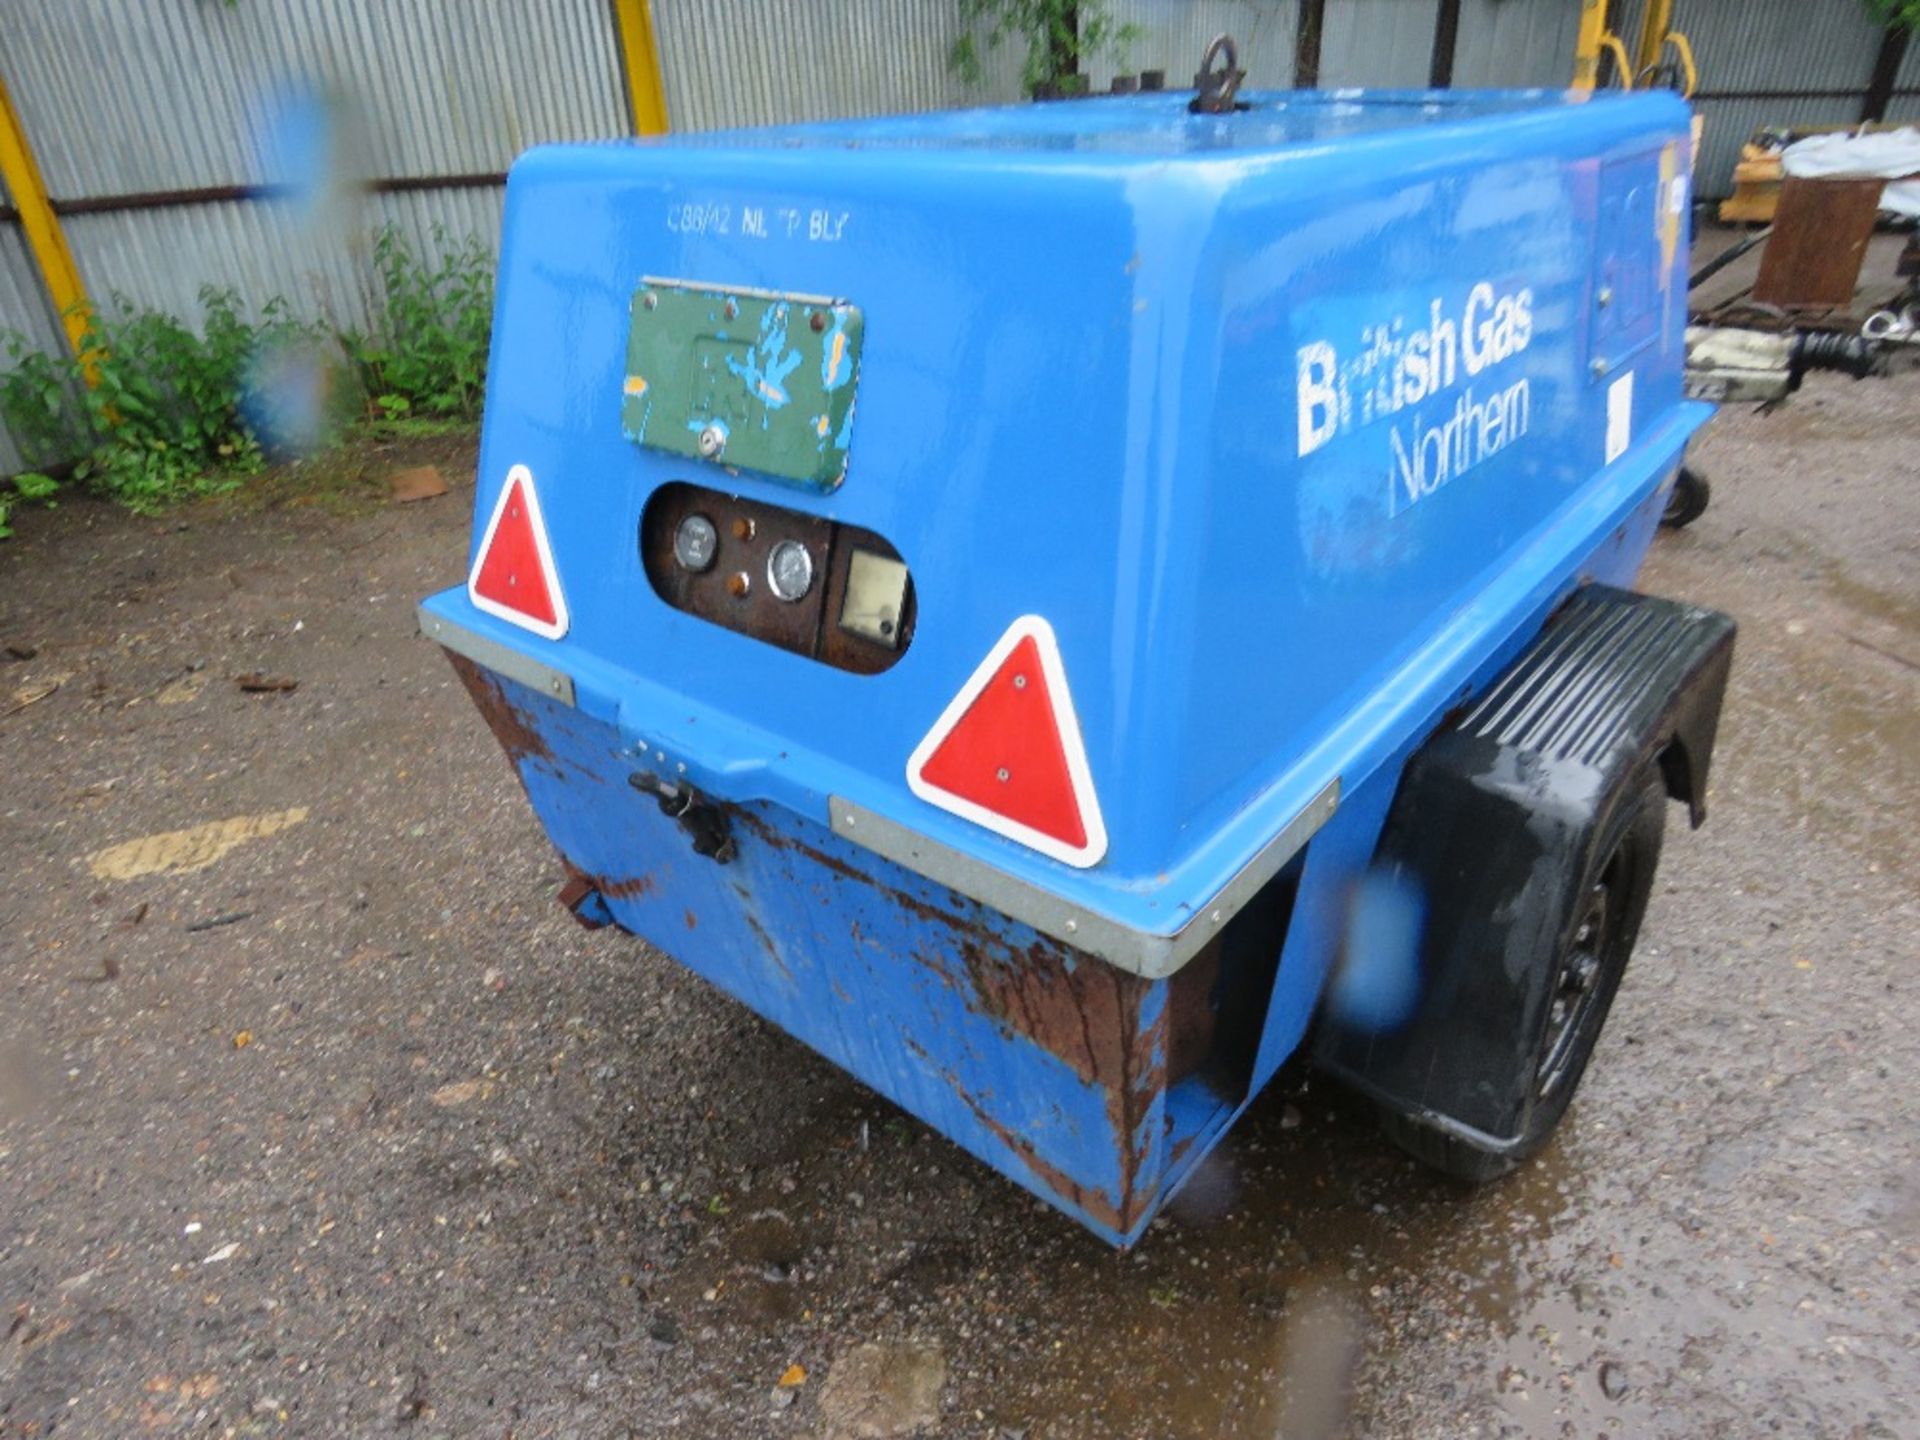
[441, 653, 1245, 1244]
[1751, 176, 1884, 309]
[639, 481, 917, 675]
[642, 483, 837, 659]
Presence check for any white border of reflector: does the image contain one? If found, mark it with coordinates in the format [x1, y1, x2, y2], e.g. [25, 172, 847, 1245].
[467, 463, 569, 642]
[906, 614, 1108, 869]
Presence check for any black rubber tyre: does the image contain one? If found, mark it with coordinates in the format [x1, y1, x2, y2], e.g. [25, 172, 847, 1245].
[1380, 1108, 1514, 1185]
[1382, 768, 1668, 1183]
[1661, 467, 1710, 529]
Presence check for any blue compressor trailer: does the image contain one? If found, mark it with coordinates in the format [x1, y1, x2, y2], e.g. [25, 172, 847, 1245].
[419, 65, 1734, 1246]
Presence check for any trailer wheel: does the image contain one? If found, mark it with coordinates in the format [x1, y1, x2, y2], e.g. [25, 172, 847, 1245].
[1316, 588, 1732, 1188]
[1661, 467, 1710, 529]
[1381, 767, 1668, 1183]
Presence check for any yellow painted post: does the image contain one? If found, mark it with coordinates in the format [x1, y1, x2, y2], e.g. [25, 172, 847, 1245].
[1633, 0, 1675, 80]
[1572, 0, 1611, 91]
[0, 68, 90, 357]
[611, 0, 671, 136]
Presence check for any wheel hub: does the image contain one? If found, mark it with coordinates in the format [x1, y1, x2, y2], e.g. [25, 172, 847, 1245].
[1538, 874, 1614, 1097]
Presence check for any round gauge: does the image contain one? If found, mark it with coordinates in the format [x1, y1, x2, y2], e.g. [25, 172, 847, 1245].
[766, 539, 815, 603]
[673, 513, 718, 572]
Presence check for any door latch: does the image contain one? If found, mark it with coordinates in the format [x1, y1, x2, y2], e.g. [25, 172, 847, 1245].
[629, 771, 737, 863]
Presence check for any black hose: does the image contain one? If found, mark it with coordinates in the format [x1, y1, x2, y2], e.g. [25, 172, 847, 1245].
[1790, 330, 1881, 383]
[1689, 227, 1771, 291]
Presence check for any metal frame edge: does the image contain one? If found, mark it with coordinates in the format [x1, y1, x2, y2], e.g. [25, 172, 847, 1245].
[830, 779, 1339, 979]
[417, 604, 577, 707]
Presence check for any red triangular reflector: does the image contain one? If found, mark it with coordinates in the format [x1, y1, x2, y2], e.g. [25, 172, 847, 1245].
[467, 464, 568, 640]
[918, 634, 1086, 847]
[907, 616, 1108, 868]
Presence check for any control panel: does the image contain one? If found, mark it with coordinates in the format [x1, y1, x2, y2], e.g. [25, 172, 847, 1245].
[640, 481, 914, 674]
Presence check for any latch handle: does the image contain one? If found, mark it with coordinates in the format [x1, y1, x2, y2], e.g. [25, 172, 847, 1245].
[629, 771, 737, 863]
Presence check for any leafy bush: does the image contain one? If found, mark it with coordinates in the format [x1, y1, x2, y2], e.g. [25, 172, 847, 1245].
[0, 339, 85, 468]
[1862, 0, 1920, 31]
[340, 225, 494, 424]
[0, 339, 83, 535]
[0, 224, 494, 532]
[0, 288, 322, 513]
[0, 471, 59, 539]
[950, 0, 1142, 93]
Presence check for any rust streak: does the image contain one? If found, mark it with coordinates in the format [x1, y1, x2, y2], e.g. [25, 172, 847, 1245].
[597, 873, 658, 899]
[733, 810, 976, 934]
[960, 938, 1142, 1088]
[556, 865, 612, 929]
[731, 882, 795, 986]
[734, 802, 1169, 1227]
[446, 652, 553, 764]
[955, 938, 1166, 1223]
[904, 1037, 1127, 1235]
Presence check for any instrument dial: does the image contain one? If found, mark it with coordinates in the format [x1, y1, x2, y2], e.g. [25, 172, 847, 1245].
[673, 513, 718, 571]
[766, 539, 814, 602]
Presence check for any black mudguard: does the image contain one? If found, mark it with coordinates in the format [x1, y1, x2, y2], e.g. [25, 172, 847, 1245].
[1314, 585, 1736, 1150]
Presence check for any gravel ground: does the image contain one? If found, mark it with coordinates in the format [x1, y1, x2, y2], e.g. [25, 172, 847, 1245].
[1, 367, 1915, 1440]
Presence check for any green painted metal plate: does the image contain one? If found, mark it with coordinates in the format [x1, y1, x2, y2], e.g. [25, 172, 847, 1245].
[622, 280, 863, 492]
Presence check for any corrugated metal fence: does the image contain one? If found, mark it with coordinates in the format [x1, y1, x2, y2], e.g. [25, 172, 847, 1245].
[1084, 0, 1578, 91]
[1608, 0, 1915, 205]
[2, 0, 1914, 475]
[0, 0, 626, 473]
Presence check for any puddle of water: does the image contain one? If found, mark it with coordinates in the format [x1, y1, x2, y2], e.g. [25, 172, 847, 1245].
[1824, 568, 1920, 641]
[966, 1085, 1593, 1438]
[574, 504, 1920, 1438]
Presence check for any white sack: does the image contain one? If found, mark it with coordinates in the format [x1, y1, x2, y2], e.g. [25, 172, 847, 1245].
[1780, 128, 1920, 217]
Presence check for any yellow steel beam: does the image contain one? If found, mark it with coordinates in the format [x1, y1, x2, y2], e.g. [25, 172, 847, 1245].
[0, 67, 90, 356]
[1572, 0, 1610, 90]
[611, 0, 671, 136]
[1666, 28, 1698, 99]
[1634, 0, 1675, 78]
[1572, 0, 1636, 93]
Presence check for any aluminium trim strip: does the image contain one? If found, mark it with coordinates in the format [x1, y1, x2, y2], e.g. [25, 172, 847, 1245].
[414, 602, 1336, 978]
[417, 605, 576, 707]
[830, 778, 1339, 980]
[639, 275, 842, 308]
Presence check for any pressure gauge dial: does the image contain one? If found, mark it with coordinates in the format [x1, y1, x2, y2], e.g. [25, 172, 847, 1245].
[673, 513, 718, 572]
[766, 539, 815, 602]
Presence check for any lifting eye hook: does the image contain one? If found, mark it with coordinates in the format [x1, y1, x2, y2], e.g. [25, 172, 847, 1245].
[1190, 33, 1245, 115]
